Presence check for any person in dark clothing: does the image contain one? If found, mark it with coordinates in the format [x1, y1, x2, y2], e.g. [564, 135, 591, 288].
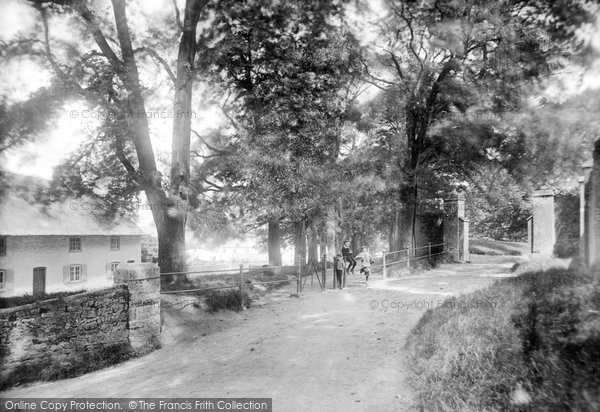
[342, 241, 356, 274]
[335, 254, 345, 289]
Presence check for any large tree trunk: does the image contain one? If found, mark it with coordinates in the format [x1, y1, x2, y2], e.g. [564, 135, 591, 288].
[162, 0, 204, 277]
[350, 231, 359, 255]
[111, 0, 182, 278]
[326, 206, 337, 258]
[398, 185, 418, 251]
[72, 1, 205, 281]
[268, 219, 282, 267]
[391, 64, 453, 257]
[294, 220, 307, 267]
[389, 205, 400, 252]
[307, 223, 319, 264]
[393, 101, 427, 254]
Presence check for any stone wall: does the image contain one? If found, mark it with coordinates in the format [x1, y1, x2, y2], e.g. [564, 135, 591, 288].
[0, 263, 161, 390]
[114, 263, 161, 355]
[0, 286, 129, 389]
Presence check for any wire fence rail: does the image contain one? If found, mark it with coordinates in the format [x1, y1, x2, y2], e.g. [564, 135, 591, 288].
[154, 242, 452, 308]
[158, 262, 326, 310]
[373, 242, 450, 279]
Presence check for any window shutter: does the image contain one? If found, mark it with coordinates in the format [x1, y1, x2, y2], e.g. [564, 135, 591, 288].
[4, 269, 14, 290]
[63, 265, 70, 283]
[81, 264, 87, 282]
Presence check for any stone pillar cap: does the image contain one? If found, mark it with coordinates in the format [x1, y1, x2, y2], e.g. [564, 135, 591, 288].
[533, 188, 554, 197]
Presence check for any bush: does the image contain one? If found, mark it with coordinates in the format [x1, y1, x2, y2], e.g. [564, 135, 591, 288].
[205, 289, 252, 312]
[553, 236, 579, 258]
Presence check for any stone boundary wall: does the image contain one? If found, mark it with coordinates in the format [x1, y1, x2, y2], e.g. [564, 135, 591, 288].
[0, 263, 161, 390]
[0, 286, 129, 388]
[114, 263, 161, 355]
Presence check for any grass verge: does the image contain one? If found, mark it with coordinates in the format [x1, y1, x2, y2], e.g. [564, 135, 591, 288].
[405, 265, 600, 411]
[0, 342, 134, 391]
[469, 239, 527, 256]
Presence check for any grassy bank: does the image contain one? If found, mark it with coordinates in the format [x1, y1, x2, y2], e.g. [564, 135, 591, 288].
[405, 265, 600, 411]
[469, 239, 528, 256]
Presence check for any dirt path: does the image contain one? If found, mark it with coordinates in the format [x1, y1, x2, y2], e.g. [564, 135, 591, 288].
[1, 255, 523, 411]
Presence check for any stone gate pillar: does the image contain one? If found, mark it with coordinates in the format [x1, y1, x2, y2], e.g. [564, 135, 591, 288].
[532, 188, 555, 255]
[588, 154, 600, 266]
[114, 263, 161, 355]
[444, 190, 466, 262]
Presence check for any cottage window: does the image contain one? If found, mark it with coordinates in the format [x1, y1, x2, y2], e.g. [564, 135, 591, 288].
[0, 270, 5, 290]
[0, 236, 5, 256]
[110, 262, 119, 272]
[69, 265, 82, 281]
[69, 237, 81, 252]
[110, 235, 120, 251]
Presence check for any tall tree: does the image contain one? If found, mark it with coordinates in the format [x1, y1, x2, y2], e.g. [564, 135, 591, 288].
[4, 0, 209, 275]
[193, 0, 364, 265]
[363, 0, 593, 251]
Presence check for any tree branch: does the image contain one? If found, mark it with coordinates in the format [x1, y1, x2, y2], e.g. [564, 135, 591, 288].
[134, 46, 176, 83]
[35, 7, 64, 77]
[203, 178, 223, 191]
[170, 0, 183, 31]
[190, 149, 224, 159]
[72, 2, 124, 71]
[191, 129, 231, 154]
[387, 51, 405, 81]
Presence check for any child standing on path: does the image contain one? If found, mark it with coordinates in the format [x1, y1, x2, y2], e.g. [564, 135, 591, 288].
[334, 254, 345, 290]
[355, 246, 373, 283]
[342, 241, 356, 274]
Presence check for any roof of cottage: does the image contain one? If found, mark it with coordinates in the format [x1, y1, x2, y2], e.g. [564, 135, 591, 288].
[0, 195, 145, 236]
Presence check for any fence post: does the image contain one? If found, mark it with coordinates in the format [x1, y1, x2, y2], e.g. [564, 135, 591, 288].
[239, 264, 244, 311]
[407, 248, 411, 271]
[428, 242, 432, 258]
[297, 256, 301, 296]
[382, 251, 387, 280]
[322, 253, 327, 291]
